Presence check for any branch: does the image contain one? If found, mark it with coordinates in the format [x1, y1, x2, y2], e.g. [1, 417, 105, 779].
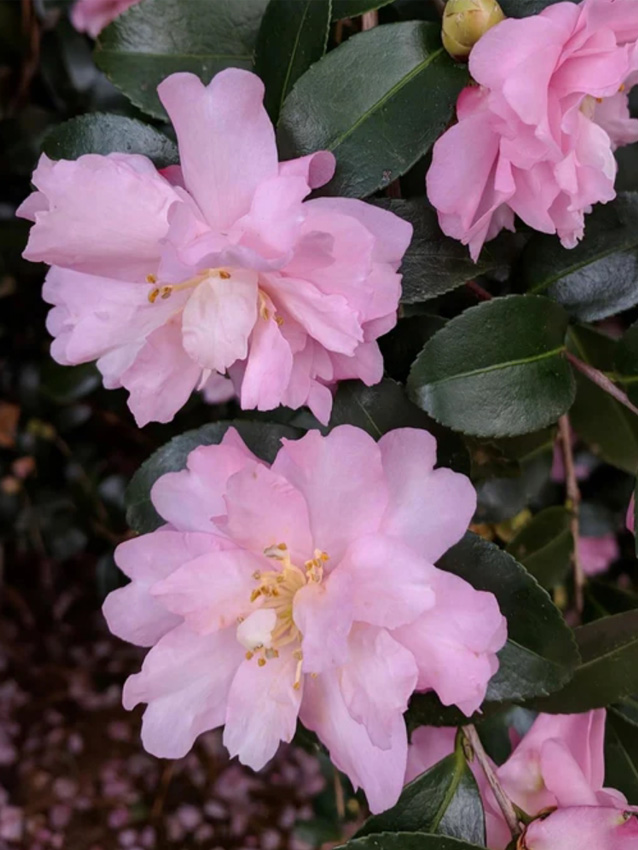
[558, 415, 584, 613]
[566, 352, 638, 418]
[466, 280, 493, 301]
[462, 724, 521, 839]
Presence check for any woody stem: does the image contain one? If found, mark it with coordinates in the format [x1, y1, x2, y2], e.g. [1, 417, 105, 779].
[558, 414, 584, 614]
[462, 724, 521, 839]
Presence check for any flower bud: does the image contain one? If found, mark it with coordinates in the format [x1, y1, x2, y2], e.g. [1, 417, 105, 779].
[442, 0, 505, 60]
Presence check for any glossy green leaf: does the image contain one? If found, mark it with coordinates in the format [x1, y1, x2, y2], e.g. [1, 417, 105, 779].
[356, 742, 484, 845]
[615, 320, 638, 408]
[506, 507, 573, 589]
[329, 378, 469, 474]
[278, 22, 468, 198]
[532, 611, 638, 713]
[611, 695, 638, 728]
[568, 325, 638, 475]
[523, 193, 638, 321]
[605, 712, 638, 802]
[126, 420, 301, 533]
[408, 534, 579, 726]
[41, 113, 178, 166]
[255, 0, 331, 122]
[407, 295, 575, 438]
[373, 199, 511, 303]
[331, 0, 394, 20]
[95, 0, 269, 119]
[340, 834, 485, 850]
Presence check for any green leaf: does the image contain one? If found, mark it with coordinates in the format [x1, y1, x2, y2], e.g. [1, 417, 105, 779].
[615, 320, 638, 408]
[373, 199, 511, 303]
[407, 295, 575, 438]
[125, 420, 301, 533]
[523, 193, 638, 321]
[40, 362, 101, 404]
[339, 834, 485, 850]
[568, 325, 638, 475]
[328, 378, 469, 474]
[605, 711, 638, 803]
[95, 0, 269, 119]
[611, 695, 638, 728]
[41, 113, 178, 166]
[506, 507, 573, 589]
[532, 611, 638, 713]
[408, 534, 579, 726]
[331, 0, 394, 20]
[278, 22, 468, 198]
[255, 0, 332, 123]
[355, 741, 485, 846]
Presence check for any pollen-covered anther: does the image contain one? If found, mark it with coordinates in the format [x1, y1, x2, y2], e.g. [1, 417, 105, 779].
[292, 650, 303, 690]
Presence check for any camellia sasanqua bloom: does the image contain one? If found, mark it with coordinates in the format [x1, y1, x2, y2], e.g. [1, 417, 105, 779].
[103, 425, 506, 813]
[427, 0, 638, 260]
[17, 70, 411, 426]
[407, 710, 627, 848]
[71, 0, 140, 37]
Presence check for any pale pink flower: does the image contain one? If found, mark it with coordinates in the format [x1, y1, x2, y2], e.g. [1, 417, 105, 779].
[103, 426, 505, 813]
[522, 807, 638, 850]
[579, 533, 619, 576]
[71, 0, 140, 37]
[407, 710, 626, 848]
[18, 70, 410, 426]
[427, 0, 638, 260]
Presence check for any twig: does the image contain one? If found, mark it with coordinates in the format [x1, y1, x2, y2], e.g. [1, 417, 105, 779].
[333, 766, 345, 820]
[463, 724, 521, 839]
[466, 280, 493, 301]
[151, 761, 175, 820]
[566, 352, 638, 418]
[558, 415, 584, 613]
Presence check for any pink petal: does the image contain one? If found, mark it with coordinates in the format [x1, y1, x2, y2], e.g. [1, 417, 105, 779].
[104, 528, 222, 646]
[339, 625, 418, 750]
[293, 570, 353, 674]
[123, 624, 243, 758]
[300, 669, 408, 814]
[157, 70, 278, 231]
[523, 807, 638, 850]
[379, 428, 477, 563]
[181, 269, 258, 373]
[151, 549, 264, 634]
[271, 427, 388, 563]
[339, 534, 435, 629]
[394, 567, 506, 716]
[279, 151, 336, 189]
[150, 428, 259, 532]
[239, 311, 294, 412]
[18, 153, 177, 280]
[70, 0, 139, 37]
[405, 726, 457, 783]
[119, 321, 202, 426]
[224, 463, 313, 565]
[223, 649, 302, 770]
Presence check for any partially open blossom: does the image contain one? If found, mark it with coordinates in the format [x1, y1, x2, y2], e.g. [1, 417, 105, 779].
[71, 0, 140, 37]
[18, 70, 410, 426]
[407, 710, 627, 848]
[428, 0, 638, 260]
[521, 807, 638, 850]
[442, 0, 505, 60]
[103, 425, 505, 813]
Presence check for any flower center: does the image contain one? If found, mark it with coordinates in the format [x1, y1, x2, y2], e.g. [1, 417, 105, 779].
[236, 543, 329, 689]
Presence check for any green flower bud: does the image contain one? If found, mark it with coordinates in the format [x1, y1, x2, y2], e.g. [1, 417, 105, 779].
[442, 0, 505, 60]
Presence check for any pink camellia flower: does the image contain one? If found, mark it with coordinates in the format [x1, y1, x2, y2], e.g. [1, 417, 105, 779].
[17, 70, 410, 427]
[71, 0, 140, 37]
[522, 807, 638, 850]
[407, 710, 627, 848]
[103, 425, 506, 813]
[427, 0, 638, 260]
